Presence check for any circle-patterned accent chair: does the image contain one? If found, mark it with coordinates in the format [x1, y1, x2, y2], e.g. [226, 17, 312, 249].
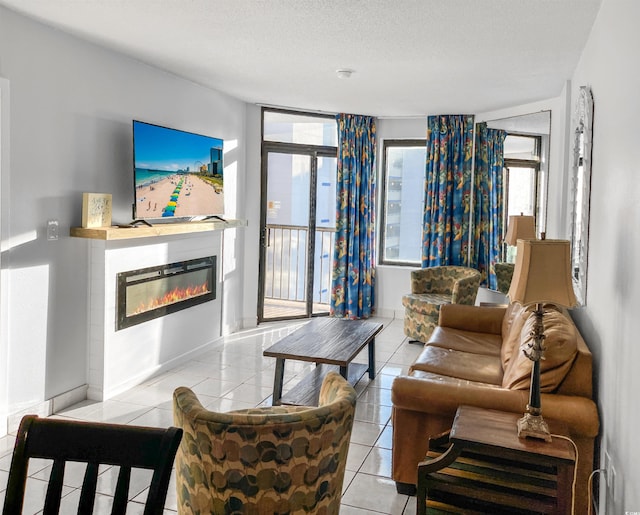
[173, 371, 357, 514]
[402, 266, 482, 343]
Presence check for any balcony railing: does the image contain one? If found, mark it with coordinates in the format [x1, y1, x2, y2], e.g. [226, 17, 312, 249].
[264, 224, 335, 315]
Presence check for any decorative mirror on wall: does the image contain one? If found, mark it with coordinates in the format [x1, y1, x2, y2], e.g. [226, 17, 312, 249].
[569, 86, 594, 306]
[479, 111, 551, 293]
[485, 110, 551, 236]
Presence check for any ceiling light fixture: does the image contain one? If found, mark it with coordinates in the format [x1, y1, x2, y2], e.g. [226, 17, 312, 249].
[336, 69, 354, 79]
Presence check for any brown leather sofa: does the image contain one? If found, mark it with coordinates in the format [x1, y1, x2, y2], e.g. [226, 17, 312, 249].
[391, 302, 599, 514]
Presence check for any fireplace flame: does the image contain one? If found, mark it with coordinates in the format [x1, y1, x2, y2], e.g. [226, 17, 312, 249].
[129, 283, 210, 316]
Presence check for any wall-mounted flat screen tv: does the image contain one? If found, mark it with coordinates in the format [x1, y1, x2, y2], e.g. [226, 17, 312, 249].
[132, 120, 224, 222]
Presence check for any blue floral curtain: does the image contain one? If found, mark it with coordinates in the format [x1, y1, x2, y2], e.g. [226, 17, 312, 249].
[472, 123, 506, 289]
[422, 115, 474, 267]
[330, 114, 376, 319]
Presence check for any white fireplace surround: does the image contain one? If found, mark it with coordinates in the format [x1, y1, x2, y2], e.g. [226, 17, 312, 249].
[87, 231, 223, 401]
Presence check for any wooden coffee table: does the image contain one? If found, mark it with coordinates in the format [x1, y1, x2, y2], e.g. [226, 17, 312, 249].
[263, 317, 383, 406]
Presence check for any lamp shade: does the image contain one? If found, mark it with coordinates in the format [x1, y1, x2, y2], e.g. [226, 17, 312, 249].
[504, 215, 536, 246]
[508, 239, 577, 307]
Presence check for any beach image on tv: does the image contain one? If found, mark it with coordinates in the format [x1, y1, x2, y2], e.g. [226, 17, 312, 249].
[133, 121, 224, 219]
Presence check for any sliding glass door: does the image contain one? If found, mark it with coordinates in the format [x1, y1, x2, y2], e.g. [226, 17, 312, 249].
[258, 148, 336, 322]
[258, 109, 337, 323]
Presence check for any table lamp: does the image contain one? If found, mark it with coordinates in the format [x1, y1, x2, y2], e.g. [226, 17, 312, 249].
[508, 238, 577, 441]
[504, 214, 536, 263]
[494, 214, 537, 294]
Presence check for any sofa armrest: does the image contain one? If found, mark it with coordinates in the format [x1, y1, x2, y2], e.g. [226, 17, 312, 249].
[391, 373, 599, 438]
[438, 304, 505, 334]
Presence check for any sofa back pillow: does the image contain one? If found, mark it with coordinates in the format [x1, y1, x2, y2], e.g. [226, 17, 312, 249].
[500, 302, 528, 371]
[502, 306, 578, 391]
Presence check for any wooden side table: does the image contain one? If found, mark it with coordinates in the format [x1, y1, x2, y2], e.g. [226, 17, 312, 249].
[417, 405, 576, 515]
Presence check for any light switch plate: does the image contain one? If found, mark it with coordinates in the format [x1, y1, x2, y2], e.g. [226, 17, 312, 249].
[47, 219, 59, 240]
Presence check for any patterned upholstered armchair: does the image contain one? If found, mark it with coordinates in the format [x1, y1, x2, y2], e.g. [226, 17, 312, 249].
[172, 371, 357, 514]
[402, 266, 481, 343]
[494, 262, 515, 294]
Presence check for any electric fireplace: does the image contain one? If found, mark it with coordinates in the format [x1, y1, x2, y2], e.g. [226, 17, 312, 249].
[116, 256, 216, 330]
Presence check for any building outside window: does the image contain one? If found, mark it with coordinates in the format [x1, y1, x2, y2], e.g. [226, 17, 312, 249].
[380, 140, 426, 265]
[503, 134, 541, 219]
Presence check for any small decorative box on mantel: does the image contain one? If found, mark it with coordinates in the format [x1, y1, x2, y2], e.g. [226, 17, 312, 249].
[82, 193, 112, 228]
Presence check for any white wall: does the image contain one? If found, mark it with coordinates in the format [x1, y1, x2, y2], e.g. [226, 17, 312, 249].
[568, 0, 640, 511]
[242, 104, 262, 328]
[0, 6, 247, 429]
[0, 76, 10, 434]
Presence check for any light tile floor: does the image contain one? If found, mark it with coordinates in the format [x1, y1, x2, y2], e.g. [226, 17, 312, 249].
[0, 315, 424, 514]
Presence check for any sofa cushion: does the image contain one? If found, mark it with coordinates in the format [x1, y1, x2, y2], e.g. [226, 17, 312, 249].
[428, 327, 502, 357]
[500, 302, 528, 371]
[402, 293, 452, 316]
[409, 370, 505, 390]
[439, 304, 505, 335]
[410, 346, 503, 385]
[502, 308, 578, 391]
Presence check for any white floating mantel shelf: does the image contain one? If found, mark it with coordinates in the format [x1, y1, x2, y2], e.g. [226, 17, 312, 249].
[70, 218, 247, 241]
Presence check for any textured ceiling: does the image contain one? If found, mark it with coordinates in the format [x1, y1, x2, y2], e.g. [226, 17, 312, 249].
[0, 0, 602, 116]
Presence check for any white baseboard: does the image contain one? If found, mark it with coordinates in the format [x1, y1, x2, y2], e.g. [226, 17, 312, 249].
[5, 336, 227, 435]
[241, 317, 258, 329]
[89, 335, 224, 401]
[52, 384, 89, 413]
[375, 307, 402, 320]
[6, 384, 88, 434]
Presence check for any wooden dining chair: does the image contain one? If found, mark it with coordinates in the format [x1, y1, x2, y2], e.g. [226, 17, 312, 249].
[2, 415, 182, 515]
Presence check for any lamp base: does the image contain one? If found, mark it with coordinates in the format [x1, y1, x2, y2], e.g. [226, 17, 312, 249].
[517, 409, 552, 442]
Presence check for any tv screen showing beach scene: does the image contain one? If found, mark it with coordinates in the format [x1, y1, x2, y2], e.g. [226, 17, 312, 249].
[132, 120, 224, 220]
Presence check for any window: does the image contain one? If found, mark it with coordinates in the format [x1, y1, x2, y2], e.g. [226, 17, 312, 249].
[379, 128, 546, 267]
[263, 110, 337, 147]
[380, 140, 426, 265]
[503, 134, 542, 219]
[503, 133, 543, 261]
